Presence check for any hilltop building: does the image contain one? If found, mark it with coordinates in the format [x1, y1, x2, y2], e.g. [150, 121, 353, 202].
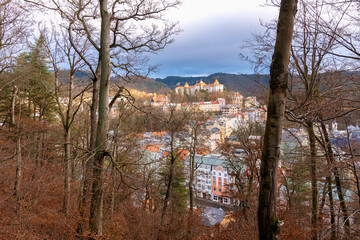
[175, 79, 224, 95]
[244, 96, 259, 108]
[150, 93, 169, 107]
[232, 92, 243, 107]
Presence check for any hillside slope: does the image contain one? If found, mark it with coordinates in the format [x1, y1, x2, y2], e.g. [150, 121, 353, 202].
[58, 70, 170, 93]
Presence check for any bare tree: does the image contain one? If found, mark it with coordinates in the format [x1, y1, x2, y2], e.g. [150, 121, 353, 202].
[26, 0, 180, 236]
[185, 110, 208, 212]
[42, 27, 89, 216]
[0, 0, 29, 76]
[10, 85, 22, 201]
[258, 1, 298, 239]
[157, 106, 189, 239]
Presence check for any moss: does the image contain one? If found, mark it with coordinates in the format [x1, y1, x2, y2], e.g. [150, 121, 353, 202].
[270, 217, 278, 228]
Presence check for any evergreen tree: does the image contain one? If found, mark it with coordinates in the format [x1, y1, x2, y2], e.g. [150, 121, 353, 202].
[16, 35, 55, 120]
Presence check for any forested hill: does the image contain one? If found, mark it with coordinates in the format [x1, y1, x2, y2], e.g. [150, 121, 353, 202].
[58, 71, 270, 94]
[58, 70, 170, 94]
[114, 76, 170, 94]
[155, 73, 270, 95]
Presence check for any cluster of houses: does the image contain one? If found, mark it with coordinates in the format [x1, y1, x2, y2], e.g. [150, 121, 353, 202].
[138, 119, 360, 207]
[136, 80, 267, 205]
[109, 79, 360, 207]
[140, 131, 238, 205]
[151, 80, 267, 123]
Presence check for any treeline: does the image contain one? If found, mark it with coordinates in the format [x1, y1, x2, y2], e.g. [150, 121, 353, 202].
[1, 0, 360, 240]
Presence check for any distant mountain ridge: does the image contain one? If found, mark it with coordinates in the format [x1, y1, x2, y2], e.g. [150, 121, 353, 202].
[58, 70, 360, 96]
[155, 73, 270, 95]
[58, 70, 170, 94]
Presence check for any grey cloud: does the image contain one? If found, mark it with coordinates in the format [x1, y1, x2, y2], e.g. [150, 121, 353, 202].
[148, 13, 268, 78]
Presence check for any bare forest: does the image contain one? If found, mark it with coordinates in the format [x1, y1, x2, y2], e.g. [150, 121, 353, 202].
[1, 0, 360, 239]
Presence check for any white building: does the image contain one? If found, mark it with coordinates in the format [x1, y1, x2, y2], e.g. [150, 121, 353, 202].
[184, 154, 240, 205]
[175, 79, 224, 95]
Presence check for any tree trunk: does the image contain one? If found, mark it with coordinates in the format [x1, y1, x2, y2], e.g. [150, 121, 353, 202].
[257, 1, 297, 239]
[244, 174, 253, 220]
[78, 77, 99, 236]
[327, 175, 336, 240]
[189, 148, 195, 212]
[12, 86, 22, 200]
[161, 156, 175, 225]
[306, 121, 318, 240]
[320, 121, 350, 235]
[89, 0, 111, 235]
[63, 129, 71, 215]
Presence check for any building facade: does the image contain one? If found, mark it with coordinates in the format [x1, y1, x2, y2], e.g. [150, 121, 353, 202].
[175, 79, 224, 95]
[184, 154, 237, 204]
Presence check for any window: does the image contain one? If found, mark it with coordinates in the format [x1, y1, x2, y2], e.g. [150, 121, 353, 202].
[213, 176, 216, 180]
[219, 172, 221, 176]
[213, 171, 216, 175]
[218, 177, 222, 182]
[223, 198, 228, 203]
[224, 173, 227, 177]
[213, 187, 216, 191]
[213, 181, 216, 185]
[219, 182, 222, 187]
[213, 195, 218, 201]
[208, 186, 211, 190]
[219, 189, 222, 192]
[224, 178, 227, 183]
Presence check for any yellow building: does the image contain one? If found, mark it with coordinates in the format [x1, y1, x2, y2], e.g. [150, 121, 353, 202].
[175, 79, 224, 95]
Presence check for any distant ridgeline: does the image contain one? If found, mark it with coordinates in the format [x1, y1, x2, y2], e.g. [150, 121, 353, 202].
[58, 70, 170, 94]
[57, 70, 360, 95]
[155, 73, 270, 95]
[58, 71, 269, 94]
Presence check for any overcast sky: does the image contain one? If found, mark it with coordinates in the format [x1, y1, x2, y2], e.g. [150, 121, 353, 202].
[148, 0, 279, 78]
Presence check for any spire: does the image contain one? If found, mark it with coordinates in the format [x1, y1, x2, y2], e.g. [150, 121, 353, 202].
[332, 118, 338, 131]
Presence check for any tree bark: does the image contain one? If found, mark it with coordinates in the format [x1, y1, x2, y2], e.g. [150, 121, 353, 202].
[89, 0, 111, 235]
[327, 175, 336, 240]
[320, 121, 350, 235]
[306, 121, 318, 240]
[12, 86, 22, 200]
[257, 1, 297, 239]
[78, 75, 99, 236]
[189, 137, 196, 212]
[161, 155, 175, 225]
[63, 129, 71, 215]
